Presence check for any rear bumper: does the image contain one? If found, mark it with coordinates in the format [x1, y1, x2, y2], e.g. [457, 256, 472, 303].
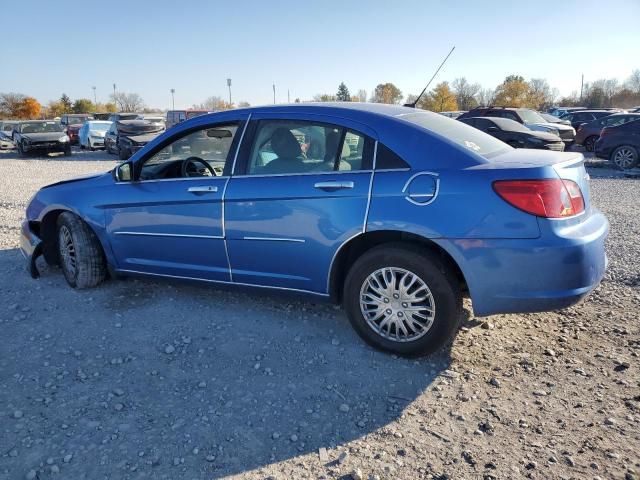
[20, 220, 43, 278]
[440, 210, 609, 316]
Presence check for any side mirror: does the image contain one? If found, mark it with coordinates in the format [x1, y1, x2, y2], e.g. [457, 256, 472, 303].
[114, 161, 133, 182]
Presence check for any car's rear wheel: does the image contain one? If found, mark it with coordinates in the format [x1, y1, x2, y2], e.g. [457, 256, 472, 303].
[63, 145, 72, 156]
[343, 245, 462, 357]
[57, 212, 106, 289]
[584, 135, 598, 152]
[611, 145, 639, 170]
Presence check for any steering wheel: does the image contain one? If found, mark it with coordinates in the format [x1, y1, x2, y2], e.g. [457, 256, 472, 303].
[181, 156, 216, 177]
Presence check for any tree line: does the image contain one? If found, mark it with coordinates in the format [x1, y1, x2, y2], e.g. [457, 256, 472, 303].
[3, 69, 639, 119]
[313, 69, 640, 112]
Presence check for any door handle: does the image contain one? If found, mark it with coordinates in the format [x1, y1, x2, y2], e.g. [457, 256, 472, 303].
[313, 181, 354, 191]
[187, 185, 218, 193]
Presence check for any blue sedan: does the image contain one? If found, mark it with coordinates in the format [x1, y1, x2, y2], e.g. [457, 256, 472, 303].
[20, 103, 608, 356]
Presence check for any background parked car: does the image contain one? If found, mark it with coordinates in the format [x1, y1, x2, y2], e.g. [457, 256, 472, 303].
[559, 110, 616, 130]
[60, 114, 93, 144]
[92, 112, 111, 120]
[539, 112, 571, 125]
[439, 111, 467, 119]
[0, 121, 17, 149]
[166, 110, 209, 129]
[459, 116, 564, 151]
[107, 112, 142, 123]
[595, 118, 640, 169]
[78, 120, 112, 150]
[139, 115, 166, 128]
[458, 107, 576, 146]
[13, 120, 71, 156]
[575, 113, 640, 151]
[548, 106, 586, 117]
[107, 120, 165, 159]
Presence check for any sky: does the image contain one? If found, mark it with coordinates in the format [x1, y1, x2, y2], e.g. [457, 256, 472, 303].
[2, 0, 639, 110]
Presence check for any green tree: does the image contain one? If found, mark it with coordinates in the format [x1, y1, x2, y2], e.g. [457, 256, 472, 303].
[60, 94, 73, 113]
[371, 83, 403, 104]
[336, 82, 351, 101]
[493, 75, 530, 107]
[72, 98, 95, 113]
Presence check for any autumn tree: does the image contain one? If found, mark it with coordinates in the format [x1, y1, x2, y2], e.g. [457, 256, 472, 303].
[452, 77, 480, 110]
[194, 96, 233, 111]
[493, 75, 531, 107]
[626, 69, 640, 94]
[352, 89, 367, 103]
[418, 82, 458, 112]
[110, 92, 145, 112]
[17, 97, 41, 119]
[371, 83, 403, 104]
[312, 93, 337, 102]
[237, 101, 251, 108]
[73, 98, 95, 113]
[60, 94, 73, 113]
[526, 78, 556, 110]
[336, 82, 351, 101]
[475, 88, 495, 106]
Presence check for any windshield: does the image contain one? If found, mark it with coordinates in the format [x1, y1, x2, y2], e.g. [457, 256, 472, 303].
[89, 122, 111, 131]
[518, 109, 547, 124]
[2, 124, 14, 132]
[398, 111, 511, 159]
[67, 116, 91, 124]
[20, 122, 64, 133]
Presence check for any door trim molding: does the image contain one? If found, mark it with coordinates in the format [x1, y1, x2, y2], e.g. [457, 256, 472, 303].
[114, 231, 224, 240]
[242, 236, 305, 243]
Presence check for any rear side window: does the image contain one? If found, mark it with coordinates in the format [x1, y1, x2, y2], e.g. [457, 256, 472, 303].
[397, 111, 511, 159]
[376, 143, 410, 169]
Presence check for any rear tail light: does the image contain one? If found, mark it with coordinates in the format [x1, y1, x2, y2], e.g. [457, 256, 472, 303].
[493, 179, 585, 218]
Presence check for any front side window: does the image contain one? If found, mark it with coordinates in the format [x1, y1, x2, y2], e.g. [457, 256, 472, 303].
[139, 124, 238, 181]
[246, 120, 371, 175]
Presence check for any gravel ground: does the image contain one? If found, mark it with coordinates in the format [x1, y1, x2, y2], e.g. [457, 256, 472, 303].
[0, 147, 638, 480]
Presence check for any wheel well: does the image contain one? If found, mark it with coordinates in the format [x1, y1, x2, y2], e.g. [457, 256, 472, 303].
[329, 231, 468, 302]
[38, 209, 67, 264]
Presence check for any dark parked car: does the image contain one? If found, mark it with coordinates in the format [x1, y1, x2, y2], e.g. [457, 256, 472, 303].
[0, 120, 18, 149]
[458, 107, 576, 146]
[575, 113, 640, 152]
[107, 112, 142, 123]
[105, 120, 165, 159]
[166, 110, 209, 129]
[13, 120, 71, 156]
[595, 118, 640, 169]
[19, 104, 608, 357]
[539, 112, 571, 125]
[548, 106, 586, 117]
[459, 117, 564, 151]
[559, 110, 615, 130]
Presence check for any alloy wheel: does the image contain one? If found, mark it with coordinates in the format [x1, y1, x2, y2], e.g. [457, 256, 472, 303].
[359, 267, 436, 342]
[613, 147, 637, 169]
[58, 225, 77, 277]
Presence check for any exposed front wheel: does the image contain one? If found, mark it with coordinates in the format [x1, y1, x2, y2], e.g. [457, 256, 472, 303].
[343, 245, 462, 357]
[57, 212, 107, 289]
[611, 145, 639, 170]
[584, 135, 598, 153]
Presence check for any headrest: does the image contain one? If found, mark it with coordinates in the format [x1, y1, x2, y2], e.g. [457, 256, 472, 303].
[271, 128, 301, 159]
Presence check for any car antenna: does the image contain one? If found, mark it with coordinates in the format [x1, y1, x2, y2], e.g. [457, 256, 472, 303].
[405, 46, 456, 108]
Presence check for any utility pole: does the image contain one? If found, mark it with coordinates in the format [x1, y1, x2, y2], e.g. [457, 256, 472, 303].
[112, 83, 117, 110]
[170, 89, 175, 110]
[580, 74, 584, 102]
[287, 89, 290, 103]
[227, 78, 232, 105]
[92, 86, 97, 105]
[273, 83, 276, 104]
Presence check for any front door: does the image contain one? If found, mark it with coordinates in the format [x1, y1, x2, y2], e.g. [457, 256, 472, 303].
[224, 117, 375, 294]
[105, 121, 242, 281]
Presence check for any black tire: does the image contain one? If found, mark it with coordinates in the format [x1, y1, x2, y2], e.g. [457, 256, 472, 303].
[610, 145, 639, 170]
[63, 145, 72, 157]
[343, 244, 462, 357]
[584, 135, 598, 153]
[118, 146, 129, 160]
[56, 212, 106, 289]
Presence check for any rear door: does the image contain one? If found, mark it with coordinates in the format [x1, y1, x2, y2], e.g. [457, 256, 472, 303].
[224, 114, 375, 293]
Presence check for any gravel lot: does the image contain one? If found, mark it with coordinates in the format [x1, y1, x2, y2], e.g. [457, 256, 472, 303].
[0, 147, 638, 480]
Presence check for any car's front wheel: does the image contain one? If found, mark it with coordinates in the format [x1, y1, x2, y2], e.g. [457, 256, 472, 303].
[57, 212, 107, 289]
[584, 135, 598, 152]
[343, 245, 462, 357]
[611, 145, 639, 170]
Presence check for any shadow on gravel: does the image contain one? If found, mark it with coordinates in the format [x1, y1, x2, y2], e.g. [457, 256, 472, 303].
[0, 248, 453, 479]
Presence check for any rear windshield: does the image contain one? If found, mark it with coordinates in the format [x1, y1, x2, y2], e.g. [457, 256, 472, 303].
[397, 111, 511, 159]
